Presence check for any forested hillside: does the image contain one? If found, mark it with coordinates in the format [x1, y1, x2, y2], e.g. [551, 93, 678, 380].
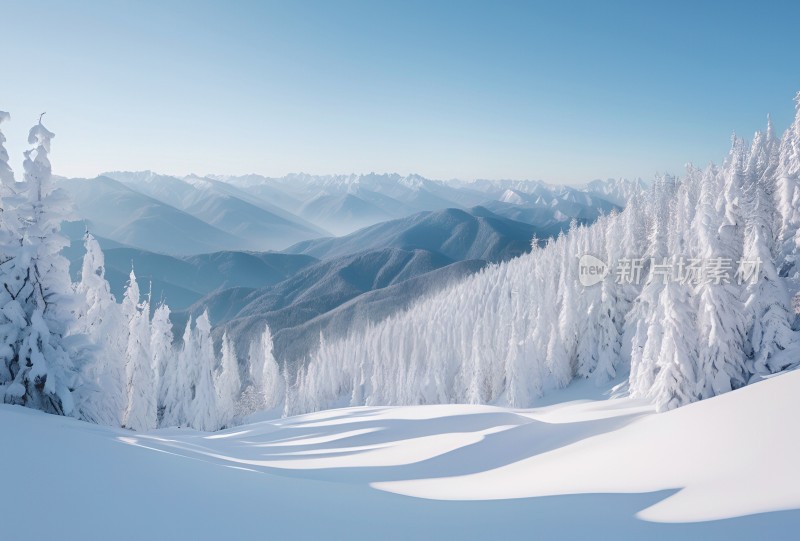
[289, 97, 800, 414]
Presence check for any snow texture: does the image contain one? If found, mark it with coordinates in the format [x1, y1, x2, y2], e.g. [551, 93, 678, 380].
[1, 369, 798, 540]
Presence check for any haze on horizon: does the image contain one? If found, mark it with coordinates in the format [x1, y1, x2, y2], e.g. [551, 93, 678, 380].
[2, 0, 799, 184]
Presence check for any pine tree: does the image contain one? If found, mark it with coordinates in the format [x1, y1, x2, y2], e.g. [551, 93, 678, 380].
[151, 303, 174, 425]
[186, 310, 219, 431]
[775, 94, 800, 276]
[650, 182, 700, 410]
[741, 122, 798, 376]
[575, 224, 603, 378]
[246, 324, 282, 412]
[160, 316, 192, 427]
[216, 330, 241, 428]
[628, 176, 675, 397]
[0, 111, 19, 393]
[593, 212, 623, 382]
[0, 117, 79, 415]
[694, 147, 749, 398]
[73, 232, 127, 426]
[122, 271, 157, 431]
[652, 277, 699, 411]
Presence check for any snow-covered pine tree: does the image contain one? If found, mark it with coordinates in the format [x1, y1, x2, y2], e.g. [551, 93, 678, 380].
[628, 175, 676, 398]
[504, 264, 545, 405]
[592, 212, 624, 382]
[257, 324, 282, 409]
[775, 94, 800, 276]
[651, 274, 699, 411]
[281, 362, 294, 417]
[160, 316, 193, 427]
[741, 122, 798, 376]
[555, 224, 579, 385]
[544, 235, 570, 387]
[216, 330, 241, 428]
[186, 310, 219, 431]
[694, 145, 749, 399]
[0, 111, 17, 396]
[151, 303, 174, 425]
[242, 324, 282, 413]
[122, 271, 157, 431]
[0, 117, 79, 415]
[616, 189, 649, 366]
[650, 181, 700, 411]
[575, 222, 604, 378]
[73, 232, 127, 425]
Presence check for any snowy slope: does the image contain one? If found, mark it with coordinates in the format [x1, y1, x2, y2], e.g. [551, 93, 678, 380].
[2, 370, 798, 540]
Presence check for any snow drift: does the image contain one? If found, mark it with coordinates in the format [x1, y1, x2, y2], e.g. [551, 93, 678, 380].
[2, 369, 798, 540]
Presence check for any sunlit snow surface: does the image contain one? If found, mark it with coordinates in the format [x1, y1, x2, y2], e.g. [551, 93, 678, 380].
[4, 371, 799, 540]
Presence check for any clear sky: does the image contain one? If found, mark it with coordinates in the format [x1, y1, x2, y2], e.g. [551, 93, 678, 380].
[2, 0, 799, 184]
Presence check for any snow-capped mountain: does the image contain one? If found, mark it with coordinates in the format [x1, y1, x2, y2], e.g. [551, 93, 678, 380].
[57, 171, 627, 254]
[585, 177, 649, 206]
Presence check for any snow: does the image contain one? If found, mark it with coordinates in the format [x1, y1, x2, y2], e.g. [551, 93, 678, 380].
[378, 371, 800, 523]
[2, 370, 798, 539]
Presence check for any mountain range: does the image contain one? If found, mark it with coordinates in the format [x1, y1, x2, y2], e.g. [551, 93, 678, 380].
[61, 172, 634, 358]
[58, 172, 627, 254]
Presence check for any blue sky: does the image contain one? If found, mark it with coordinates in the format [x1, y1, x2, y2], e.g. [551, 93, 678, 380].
[2, 0, 799, 184]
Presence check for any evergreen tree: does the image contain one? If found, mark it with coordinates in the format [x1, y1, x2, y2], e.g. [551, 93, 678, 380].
[775, 94, 800, 276]
[694, 147, 749, 398]
[650, 183, 700, 410]
[593, 212, 623, 382]
[122, 271, 157, 431]
[216, 331, 241, 428]
[628, 176, 675, 397]
[160, 316, 193, 427]
[186, 310, 219, 431]
[151, 303, 174, 424]
[742, 123, 797, 376]
[73, 232, 126, 426]
[0, 111, 18, 394]
[246, 324, 282, 412]
[0, 117, 79, 415]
